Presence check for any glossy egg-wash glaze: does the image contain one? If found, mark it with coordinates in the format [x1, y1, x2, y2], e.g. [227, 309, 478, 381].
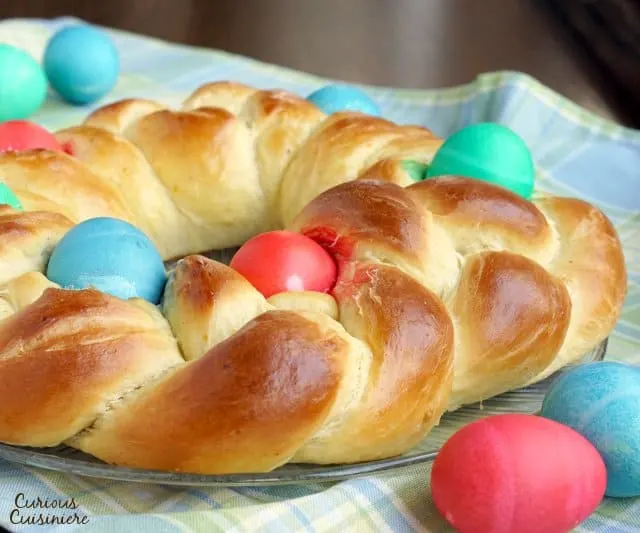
[46, 217, 166, 304]
[44, 25, 119, 105]
[431, 414, 606, 533]
[541, 361, 640, 497]
[307, 84, 381, 116]
[0, 44, 47, 121]
[426, 122, 535, 199]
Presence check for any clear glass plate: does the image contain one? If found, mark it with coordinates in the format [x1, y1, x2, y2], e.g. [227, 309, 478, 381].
[0, 250, 608, 486]
[0, 340, 606, 487]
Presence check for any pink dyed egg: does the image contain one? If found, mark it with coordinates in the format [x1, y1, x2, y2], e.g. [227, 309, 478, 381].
[431, 414, 606, 533]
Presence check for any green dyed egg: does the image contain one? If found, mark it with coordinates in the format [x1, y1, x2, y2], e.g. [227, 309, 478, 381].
[426, 123, 535, 199]
[402, 160, 429, 181]
[0, 44, 48, 122]
[0, 183, 22, 210]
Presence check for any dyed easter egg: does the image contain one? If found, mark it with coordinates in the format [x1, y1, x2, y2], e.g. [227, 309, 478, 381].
[307, 84, 381, 116]
[0, 183, 22, 210]
[0, 44, 47, 121]
[402, 160, 429, 181]
[431, 414, 606, 533]
[541, 361, 640, 498]
[230, 230, 337, 298]
[44, 25, 119, 105]
[0, 120, 63, 153]
[426, 122, 535, 199]
[46, 217, 166, 304]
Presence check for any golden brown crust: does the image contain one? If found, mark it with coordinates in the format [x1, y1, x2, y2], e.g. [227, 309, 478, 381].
[357, 158, 411, 185]
[278, 112, 412, 225]
[292, 178, 625, 412]
[55, 125, 192, 258]
[74, 310, 349, 473]
[289, 179, 459, 294]
[448, 251, 572, 408]
[168, 255, 246, 314]
[0, 81, 449, 257]
[357, 126, 442, 185]
[409, 176, 549, 239]
[294, 262, 454, 462]
[124, 108, 267, 248]
[83, 98, 167, 134]
[182, 81, 258, 115]
[0, 150, 134, 225]
[162, 255, 272, 360]
[408, 176, 557, 263]
[240, 90, 325, 227]
[0, 80, 628, 474]
[0, 272, 59, 316]
[0, 207, 74, 285]
[290, 180, 429, 266]
[529, 196, 627, 380]
[0, 289, 182, 446]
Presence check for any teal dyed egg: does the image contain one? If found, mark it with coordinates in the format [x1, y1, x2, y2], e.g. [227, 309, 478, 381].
[541, 361, 640, 498]
[307, 84, 381, 116]
[46, 217, 166, 304]
[0, 183, 22, 210]
[44, 25, 119, 105]
[402, 160, 429, 181]
[0, 44, 47, 121]
[426, 123, 535, 199]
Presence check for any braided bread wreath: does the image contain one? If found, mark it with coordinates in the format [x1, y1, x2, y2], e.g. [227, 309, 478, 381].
[0, 81, 628, 474]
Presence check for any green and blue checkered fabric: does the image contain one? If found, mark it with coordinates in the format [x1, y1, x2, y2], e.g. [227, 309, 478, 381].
[0, 17, 638, 533]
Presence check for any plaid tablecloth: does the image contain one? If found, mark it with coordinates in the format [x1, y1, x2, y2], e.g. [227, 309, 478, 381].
[0, 16, 638, 533]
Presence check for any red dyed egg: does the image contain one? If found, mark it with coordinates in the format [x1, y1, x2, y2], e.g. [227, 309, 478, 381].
[0, 120, 63, 153]
[431, 414, 606, 533]
[230, 230, 337, 298]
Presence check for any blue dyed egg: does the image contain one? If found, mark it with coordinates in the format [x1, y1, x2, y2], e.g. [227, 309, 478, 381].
[541, 361, 640, 497]
[307, 84, 381, 116]
[46, 217, 166, 304]
[44, 25, 119, 105]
